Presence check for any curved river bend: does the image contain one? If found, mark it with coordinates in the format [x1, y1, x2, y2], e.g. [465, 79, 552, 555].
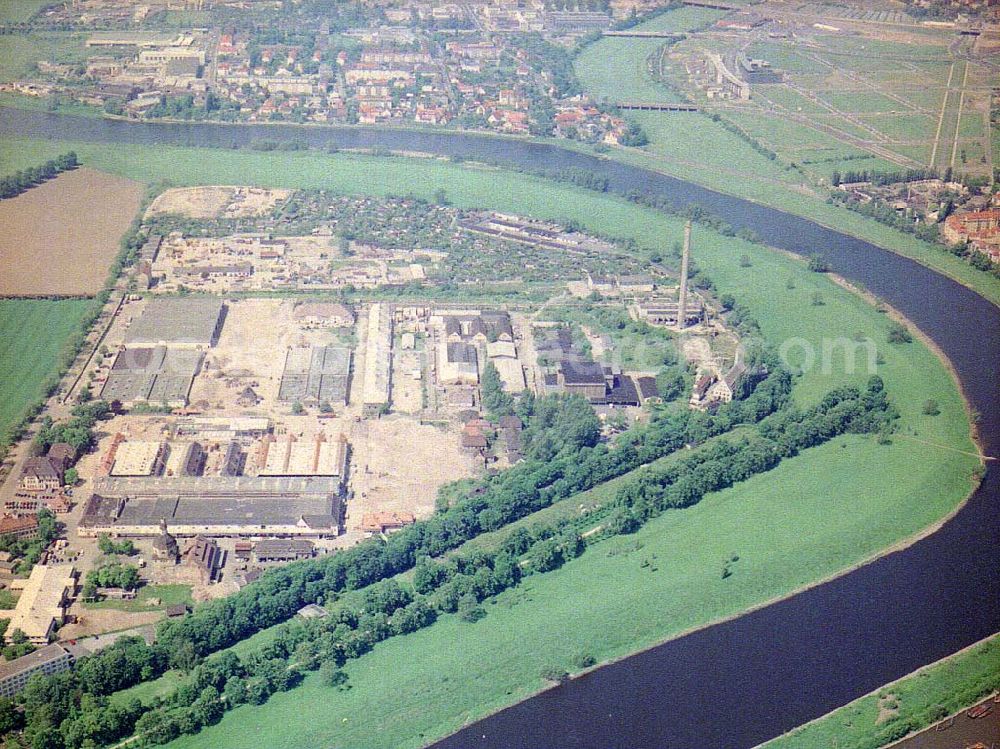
[3, 109, 998, 749]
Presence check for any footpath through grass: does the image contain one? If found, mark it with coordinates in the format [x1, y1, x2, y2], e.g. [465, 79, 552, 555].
[0, 298, 93, 442]
[760, 633, 1000, 749]
[44, 143, 974, 749]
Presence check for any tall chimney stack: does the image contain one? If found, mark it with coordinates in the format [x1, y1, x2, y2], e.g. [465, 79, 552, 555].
[678, 221, 691, 329]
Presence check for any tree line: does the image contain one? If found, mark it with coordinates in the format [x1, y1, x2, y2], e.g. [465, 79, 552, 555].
[0, 152, 78, 200]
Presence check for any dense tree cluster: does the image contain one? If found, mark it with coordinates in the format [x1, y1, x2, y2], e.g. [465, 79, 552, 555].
[480, 362, 514, 420]
[35, 400, 111, 457]
[96, 535, 135, 556]
[0, 152, 78, 200]
[830, 167, 942, 187]
[82, 562, 141, 599]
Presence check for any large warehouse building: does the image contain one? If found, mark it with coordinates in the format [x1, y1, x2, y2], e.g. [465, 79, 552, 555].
[79, 475, 344, 538]
[100, 346, 203, 407]
[125, 298, 226, 348]
[277, 346, 352, 404]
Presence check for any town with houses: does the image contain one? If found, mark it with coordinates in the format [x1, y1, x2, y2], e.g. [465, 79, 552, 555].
[5, 0, 648, 143]
[4, 0, 996, 268]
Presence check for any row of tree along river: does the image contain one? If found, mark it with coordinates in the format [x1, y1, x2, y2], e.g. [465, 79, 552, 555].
[2, 107, 997, 749]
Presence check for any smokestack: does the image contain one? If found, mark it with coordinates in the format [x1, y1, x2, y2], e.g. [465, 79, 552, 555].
[678, 221, 691, 329]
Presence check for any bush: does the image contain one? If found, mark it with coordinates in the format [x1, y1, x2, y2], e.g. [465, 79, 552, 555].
[807, 254, 831, 273]
[922, 399, 940, 416]
[457, 593, 485, 623]
[540, 666, 568, 683]
[887, 323, 913, 344]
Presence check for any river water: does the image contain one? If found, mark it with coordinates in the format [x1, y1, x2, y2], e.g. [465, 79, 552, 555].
[2, 109, 997, 748]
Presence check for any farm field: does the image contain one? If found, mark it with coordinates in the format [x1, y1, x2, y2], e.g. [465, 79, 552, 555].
[54, 145, 978, 749]
[761, 633, 1000, 749]
[0, 298, 93, 441]
[0, 167, 143, 296]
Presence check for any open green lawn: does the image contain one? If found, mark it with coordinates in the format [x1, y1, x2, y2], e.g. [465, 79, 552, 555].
[860, 112, 938, 142]
[629, 5, 723, 32]
[748, 43, 830, 74]
[816, 90, 908, 114]
[573, 6, 723, 104]
[0, 0, 50, 22]
[0, 298, 93, 441]
[574, 36, 675, 103]
[43, 143, 975, 749]
[0, 32, 88, 82]
[84, 584, 193, 613]
[957, 109, 984, 139]
[762, 633, 1000, 749]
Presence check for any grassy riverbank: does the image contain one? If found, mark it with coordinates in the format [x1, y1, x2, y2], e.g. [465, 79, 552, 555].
[759, 632, 1000, 749]
[19, 143, 972, 748]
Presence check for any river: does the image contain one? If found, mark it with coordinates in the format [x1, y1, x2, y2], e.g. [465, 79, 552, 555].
[2, 108, 997, 749]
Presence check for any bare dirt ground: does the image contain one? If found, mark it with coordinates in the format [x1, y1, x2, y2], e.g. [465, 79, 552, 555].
[391, 345, 425, 414]
[145, 186, 291, 219]
[348, 416, 478, 528]
[0, 168, 143, 296]
[59, 606, 161, 640]
[190, 299, 331, 413]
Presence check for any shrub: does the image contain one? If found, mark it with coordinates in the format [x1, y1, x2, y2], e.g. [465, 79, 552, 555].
[887, 323, 912, 344]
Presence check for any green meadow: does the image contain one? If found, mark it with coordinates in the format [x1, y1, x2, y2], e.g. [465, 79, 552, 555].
[0, 298, 93, 443]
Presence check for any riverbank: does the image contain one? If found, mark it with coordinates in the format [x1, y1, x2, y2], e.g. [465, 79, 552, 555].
[758, 632, 1000, 749]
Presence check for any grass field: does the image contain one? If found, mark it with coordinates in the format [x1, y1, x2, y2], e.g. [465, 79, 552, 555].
[85, 584, 193, 613]
[573, 6, 722, 104]
[0, 0, 50, 22]
[0, 32, 88, 82]
[761, 633, 1000, 749]
[37, 144, 974, 749]
[0, 298, 93, 442]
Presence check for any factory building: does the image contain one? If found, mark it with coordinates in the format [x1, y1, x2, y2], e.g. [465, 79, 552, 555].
[362, 304, 393, 416]
[125, 298, 225, 349]
[258, 434, 349, 478]
[79, 475, 344, 539]
[278, 346, 352, 405]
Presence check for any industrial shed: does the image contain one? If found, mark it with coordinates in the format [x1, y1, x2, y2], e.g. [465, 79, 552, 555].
[125, 297, 225, 348]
